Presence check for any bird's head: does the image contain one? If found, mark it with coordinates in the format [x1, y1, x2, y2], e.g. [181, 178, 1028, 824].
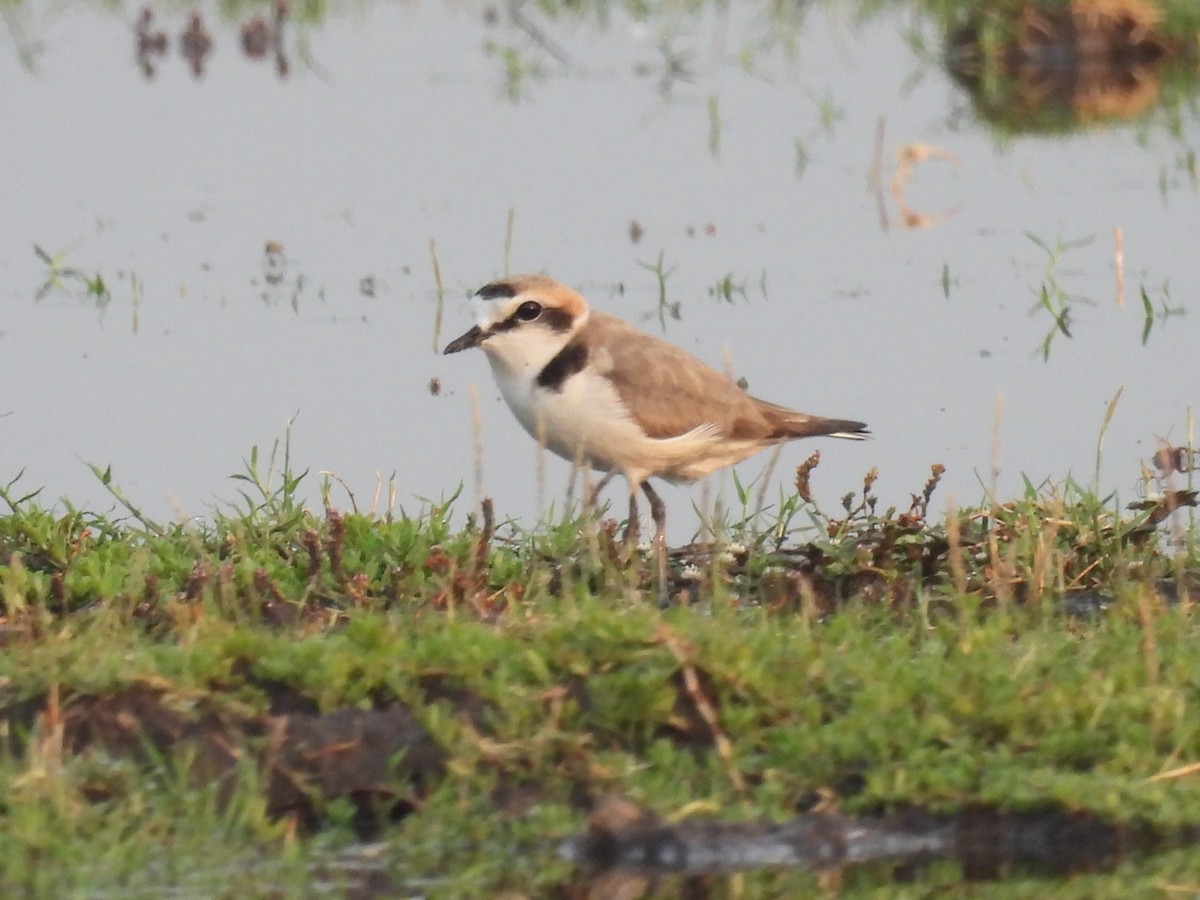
[443, 275, 589, 375]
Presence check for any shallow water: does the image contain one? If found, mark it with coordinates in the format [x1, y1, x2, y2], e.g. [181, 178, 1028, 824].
[1, 0, 1197, 536]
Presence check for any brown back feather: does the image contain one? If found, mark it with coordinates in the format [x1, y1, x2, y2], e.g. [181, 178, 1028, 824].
[584, 312, 866, 441]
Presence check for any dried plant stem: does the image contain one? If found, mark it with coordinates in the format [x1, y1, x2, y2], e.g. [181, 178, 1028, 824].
[869, 115, 888, 231]
[430, 239, 445, 354]
[657, 623, 747, 795]
[991, 394, 1004, 502]
[470, 382, 484, 511]
[946, 502, 967, 596]
[753, 443, 785, 524]
[1114, 226, 1125, 307]
[503, 208, 515, 276]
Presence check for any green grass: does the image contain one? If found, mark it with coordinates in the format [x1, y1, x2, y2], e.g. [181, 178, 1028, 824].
[0, 440, 1198, 896]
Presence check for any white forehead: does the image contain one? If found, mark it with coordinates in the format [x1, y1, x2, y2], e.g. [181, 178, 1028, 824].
[471, 294, 518, 329]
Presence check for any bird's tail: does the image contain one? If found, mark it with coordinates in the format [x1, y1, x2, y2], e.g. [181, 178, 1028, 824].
[782, 415, 870, 441]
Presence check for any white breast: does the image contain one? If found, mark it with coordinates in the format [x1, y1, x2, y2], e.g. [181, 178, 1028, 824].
[488, 358, 734, 485]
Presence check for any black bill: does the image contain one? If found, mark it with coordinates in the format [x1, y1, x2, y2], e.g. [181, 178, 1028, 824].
[443, 325, 488, 354]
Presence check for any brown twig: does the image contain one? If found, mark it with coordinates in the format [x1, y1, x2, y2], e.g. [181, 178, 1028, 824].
[325, 508, 346, 585]
[946, 504, 968, 596]
[1146, 760, 1200, 783]
[656, 623, 747, 794]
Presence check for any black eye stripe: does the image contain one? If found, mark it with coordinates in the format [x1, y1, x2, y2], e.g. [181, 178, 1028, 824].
[539, 306, 576, 332]
[491, 303, 576, 334]
[490, 312, 524, 333]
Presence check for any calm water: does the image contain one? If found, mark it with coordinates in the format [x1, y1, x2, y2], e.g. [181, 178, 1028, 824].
[2, 1, 1198, 535]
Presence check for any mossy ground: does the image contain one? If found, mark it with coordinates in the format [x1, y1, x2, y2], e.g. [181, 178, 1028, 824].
[1, 444, 1198, 896]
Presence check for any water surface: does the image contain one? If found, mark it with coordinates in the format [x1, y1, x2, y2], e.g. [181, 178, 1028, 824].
[2, 0, 1197, 536]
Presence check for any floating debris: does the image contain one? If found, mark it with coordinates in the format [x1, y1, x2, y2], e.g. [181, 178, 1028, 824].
[263, 240, 286, 286]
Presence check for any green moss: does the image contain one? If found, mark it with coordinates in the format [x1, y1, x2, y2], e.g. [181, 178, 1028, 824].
[1, 442, 1198, 895]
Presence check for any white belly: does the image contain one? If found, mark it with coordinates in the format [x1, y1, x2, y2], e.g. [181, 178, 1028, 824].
[488, 360, 746, 484]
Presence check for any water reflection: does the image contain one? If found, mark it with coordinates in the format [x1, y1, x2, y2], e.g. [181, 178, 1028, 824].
[179, 12, 213, 78]
[70, 0, 1200, 131]
[241, 0, 291, 78]
[560, 794, 1191, 896]
[947, 0, 1194, 131]
[134, 3, 289, 80]
[133, 8, 167, 79]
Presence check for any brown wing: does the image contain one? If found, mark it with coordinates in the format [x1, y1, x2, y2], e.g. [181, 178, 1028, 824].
[583, 313, 793, 441]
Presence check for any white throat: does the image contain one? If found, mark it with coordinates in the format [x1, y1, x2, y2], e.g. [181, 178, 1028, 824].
[474, 297, 587, 379]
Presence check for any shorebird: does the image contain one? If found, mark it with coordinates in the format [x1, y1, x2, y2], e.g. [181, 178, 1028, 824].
[444, 274, 868, 604]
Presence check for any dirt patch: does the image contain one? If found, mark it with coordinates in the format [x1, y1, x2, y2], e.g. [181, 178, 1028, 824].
[1, 684, 445, 837]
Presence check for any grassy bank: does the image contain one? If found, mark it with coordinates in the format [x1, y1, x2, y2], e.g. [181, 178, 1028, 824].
[0, 446, 1198, 896]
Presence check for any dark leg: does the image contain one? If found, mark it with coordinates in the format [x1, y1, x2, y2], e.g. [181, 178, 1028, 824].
[640, 481, 670, 607]
[623, 491, 640, 547]
[585, 470, 615, 511]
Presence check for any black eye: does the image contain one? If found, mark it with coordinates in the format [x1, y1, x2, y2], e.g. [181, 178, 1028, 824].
[515, 300, 542, 322]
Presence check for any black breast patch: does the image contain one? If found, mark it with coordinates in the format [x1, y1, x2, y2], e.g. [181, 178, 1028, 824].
[536, 341, 589, 392]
